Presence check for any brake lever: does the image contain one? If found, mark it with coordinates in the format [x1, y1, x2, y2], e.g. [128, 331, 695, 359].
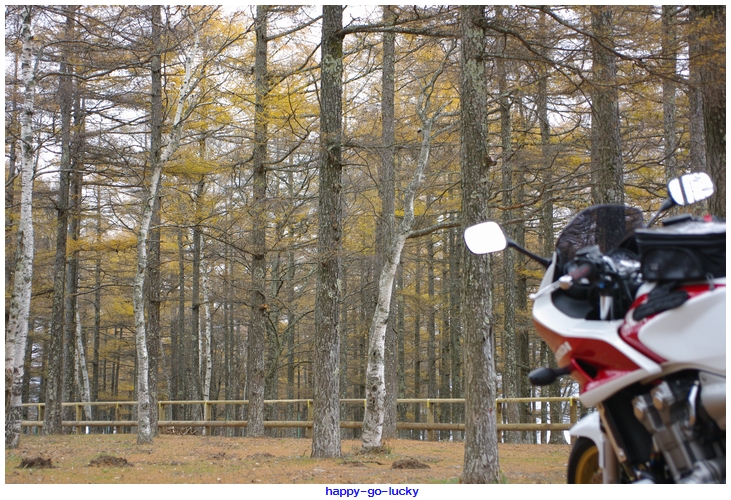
[529, 275, 573, 300]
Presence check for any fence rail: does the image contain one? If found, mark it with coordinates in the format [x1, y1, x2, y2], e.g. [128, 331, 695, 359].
[21, 397, 580, 441]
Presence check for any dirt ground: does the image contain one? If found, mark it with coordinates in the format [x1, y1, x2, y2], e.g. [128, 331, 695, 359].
[5, 434, 571, 485]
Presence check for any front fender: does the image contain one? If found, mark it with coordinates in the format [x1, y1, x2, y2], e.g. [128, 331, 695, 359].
[569, 412, 606, 468]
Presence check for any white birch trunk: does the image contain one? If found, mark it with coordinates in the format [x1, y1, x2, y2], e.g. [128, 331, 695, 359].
[133, 29, 199, 445]
[74, 303, 93, 422]
[202, 261, 213, 401]
[361, 51, 454, 448]
[5, 7, 36, 449]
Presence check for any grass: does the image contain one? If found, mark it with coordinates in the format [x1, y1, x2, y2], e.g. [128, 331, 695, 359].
[6, 434, 571, 484]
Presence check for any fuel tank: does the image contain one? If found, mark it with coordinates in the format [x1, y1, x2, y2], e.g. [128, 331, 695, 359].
[630, 280, 726, 376]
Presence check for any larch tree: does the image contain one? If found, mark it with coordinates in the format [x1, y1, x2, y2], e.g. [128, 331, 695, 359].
[661, 5, 678, 181]
[146, 3, 163, 437]
[589, 5, 624, 205]
[378, 4, 398, 441]
[312, 4, 344, 459]
[690, 5, 725, 218]
[5, 6, 36, 449]
[247, 4, 269, 438]
[460, 4, 500, 483]
[44, 6, 77, 435]
[495, 6, 521, 444]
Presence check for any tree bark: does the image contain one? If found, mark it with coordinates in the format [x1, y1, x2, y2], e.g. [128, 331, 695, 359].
[496, 8, 521, 444]
[44, 6, 76, 435]
[661, 6, 678, 181]
[312, 5, 344, 459]
[379, 5, 398, 441]
[690, 5, 725, 218]
[145, 3, 163, 437]
[460, 5, 500, 483]
[5, 6, 36, 448]
[132, 14, 198, 443]
[247, 4, 269, 437]
[589, 5, 624, 205]
[361, 41, 451, 449]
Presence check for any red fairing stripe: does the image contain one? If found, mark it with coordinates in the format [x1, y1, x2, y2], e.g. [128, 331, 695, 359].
[533, 319, 640, 394]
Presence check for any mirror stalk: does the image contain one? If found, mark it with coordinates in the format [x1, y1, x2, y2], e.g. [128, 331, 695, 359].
[646, 197, 676, 228]
[506, 238, 552, 268]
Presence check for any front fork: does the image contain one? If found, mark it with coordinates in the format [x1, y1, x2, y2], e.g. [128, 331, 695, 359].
[569, 409, 621, 483]
[602, 438, 620, 483]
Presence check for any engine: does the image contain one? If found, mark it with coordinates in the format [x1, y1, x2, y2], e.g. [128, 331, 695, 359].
[632, 372, 726, 483]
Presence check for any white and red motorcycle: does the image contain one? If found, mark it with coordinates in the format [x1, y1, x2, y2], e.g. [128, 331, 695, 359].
[464, 172, 725, 484]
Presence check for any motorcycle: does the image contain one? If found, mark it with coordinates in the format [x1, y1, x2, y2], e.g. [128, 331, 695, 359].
[464, 172, 725, 484]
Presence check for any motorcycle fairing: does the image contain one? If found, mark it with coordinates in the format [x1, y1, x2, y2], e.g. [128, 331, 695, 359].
[532, 260, 661, 407]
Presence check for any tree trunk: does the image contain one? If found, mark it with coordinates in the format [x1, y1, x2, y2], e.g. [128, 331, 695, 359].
[661, 6, 678, 181]
[537, 11, 562, 445]
[311, 5, 343, 459]
[202, 259, 213, 403]
[5, 6, 35, 448]
[5, 51, 19, 293]
[590, 5, 624, 205]
[361, 42, 451, 449]
[448, 223, 463, 437]
[413, 257, 421, 439]
[426, 236, 437, 401]
[380, 5, 398, 441]
[496, 8, 521, 443]
[133, 15, 198, 443]
[44, 7, 76, 435]
[687, 13, 707, 176]
[74, 304, 92, 422]
[690, 5, 725, 218]
[145, 3, 163, 437]
[460, 5, 500, 483]
[396, 264, 407, 435]
[247, 4, 269, 437]
[175, 229, 186, 414]
[91, 185, 102, 409]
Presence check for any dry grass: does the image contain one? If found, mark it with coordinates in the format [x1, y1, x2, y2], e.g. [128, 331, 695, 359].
[5, 434, 571, 484]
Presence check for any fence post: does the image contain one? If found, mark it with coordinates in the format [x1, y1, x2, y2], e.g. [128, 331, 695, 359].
[427, 400, 435, 441]
[569, 398, 577, 444]
[114, 403, 120, 434]
[496, 401, 503, 442]
[204, 401, 211, 436]
[76, 404, 82, 434]
[38, 404, 43, 435]
[306, 400, 313, 438]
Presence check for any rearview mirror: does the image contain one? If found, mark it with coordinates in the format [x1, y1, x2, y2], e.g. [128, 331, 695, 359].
[667, 172, 714, 206]
[464, 221, 507, 255]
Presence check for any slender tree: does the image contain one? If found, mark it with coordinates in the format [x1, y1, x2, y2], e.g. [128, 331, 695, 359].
[661, 5, 678, 181]
[132, 11, 200, 443]
[361, 44, 453, 450]
[379, 4, 398, 441]
[44, 6, 77, 435]
[144, 3, 164, 437]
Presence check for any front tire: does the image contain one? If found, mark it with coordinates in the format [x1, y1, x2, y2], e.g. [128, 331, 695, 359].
[567, 437, 602, 484]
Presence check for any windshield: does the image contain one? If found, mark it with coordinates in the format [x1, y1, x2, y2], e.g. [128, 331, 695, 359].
[555, 205, 644, 264]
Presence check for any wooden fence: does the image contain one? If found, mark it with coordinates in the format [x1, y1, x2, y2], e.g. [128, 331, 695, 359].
[20, 397, 580, 441]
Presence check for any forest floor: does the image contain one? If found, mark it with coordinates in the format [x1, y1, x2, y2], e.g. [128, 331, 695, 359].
[5, 434, 571, 485]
